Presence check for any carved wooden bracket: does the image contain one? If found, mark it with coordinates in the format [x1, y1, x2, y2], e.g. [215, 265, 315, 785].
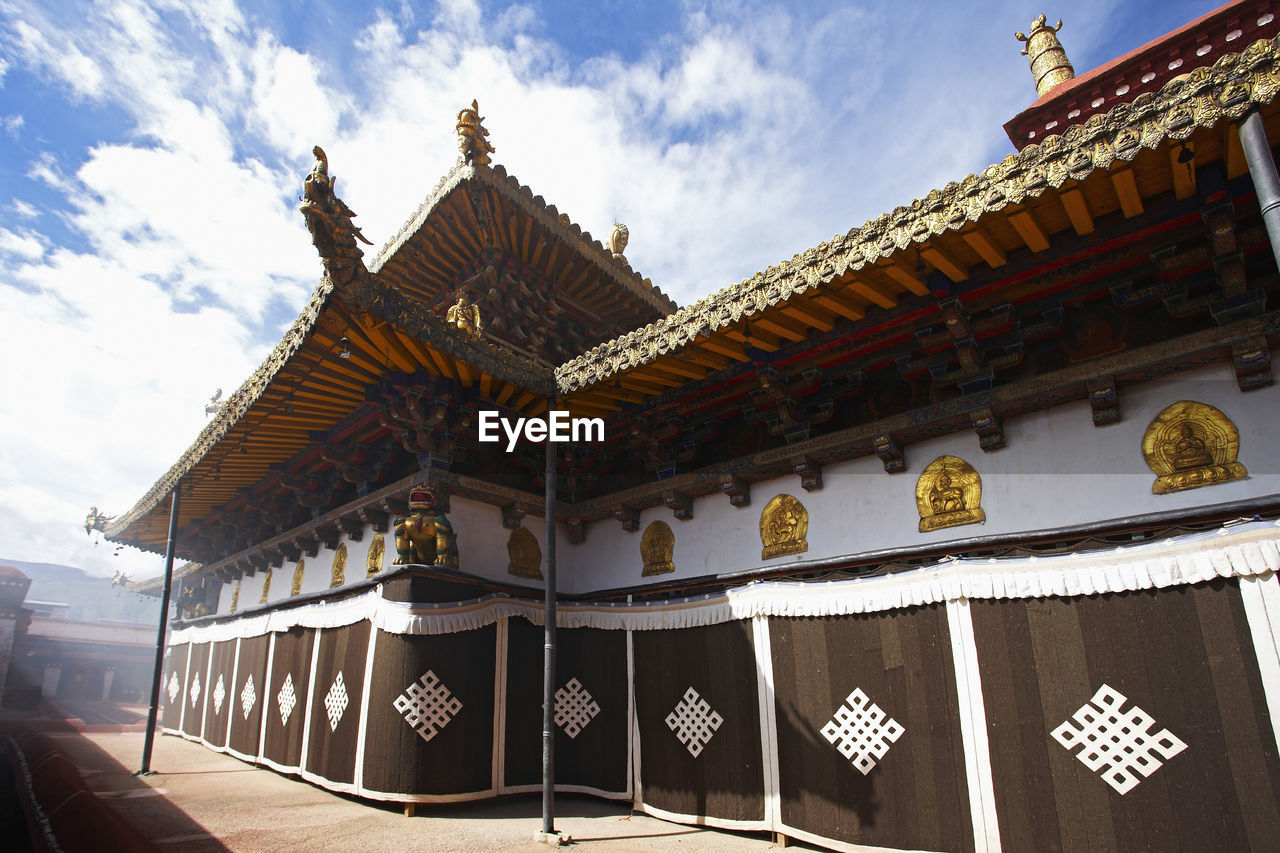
[502, 503, 527, 530]
[663, 489, 694, 521]
[566, 516, 585, 545]
[969, 407, 1006, 451]
[316, 524, 341, 551]
[358, 506, 389, 533]
[792, 456, 823, 491]
[293, 534, 320, 558]
[720, 474, 750, 507]
[339, 516, 364, 542]
[613, 506, 640, 533]
[1087, 376, 1121, 426]
[1231, 337, 1272, 391]
[873, 433, 906, 474]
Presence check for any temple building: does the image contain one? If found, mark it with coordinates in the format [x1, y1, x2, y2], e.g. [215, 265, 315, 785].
[99, 4, 1280, 851]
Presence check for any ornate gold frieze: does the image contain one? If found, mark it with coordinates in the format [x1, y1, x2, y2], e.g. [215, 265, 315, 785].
[640, 520, 675, 576]
[291, 558, 305, 596]
[760, 494, 808, 560]
[916, 456, 985, 533]
[366, 533, 385, 578]
[555, 34, 1280, 395]
[1142, 401, 1247, 494]
[259, 569, 272, 604]
[330, 543, 347, 588]
[507, 527, 543, 579]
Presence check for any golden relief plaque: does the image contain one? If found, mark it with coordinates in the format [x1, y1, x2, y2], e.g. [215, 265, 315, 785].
[366, 533, 385, 578]
[259, 569, 272, 604]
[507, 527, 543, 579]
[1142, 401, 1247, 495]
[291, 558, 305, 596]
[760, 494, 808, 560]
[916, 456, 985, 533]
[230, 579, 241, 613]
[330, 543, 347, 588]
[641, 520, 675, 576]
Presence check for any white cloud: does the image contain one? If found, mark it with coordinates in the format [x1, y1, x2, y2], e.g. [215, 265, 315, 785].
[0, 227, 42, 258]
[0, 0, 1198, 579]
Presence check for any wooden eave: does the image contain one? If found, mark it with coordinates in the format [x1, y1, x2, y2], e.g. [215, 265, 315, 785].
[557, 33, 1280, 410]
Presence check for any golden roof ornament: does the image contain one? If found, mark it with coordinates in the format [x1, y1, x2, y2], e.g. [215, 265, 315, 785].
[456, 99, 495, 166]
[446, 289, 484, 338]
[1016, 14, 1075, 98]
[607, 223, 629, 261]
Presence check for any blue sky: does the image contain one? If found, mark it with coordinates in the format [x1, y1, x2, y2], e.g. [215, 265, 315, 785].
[0, 0, 1218, 578]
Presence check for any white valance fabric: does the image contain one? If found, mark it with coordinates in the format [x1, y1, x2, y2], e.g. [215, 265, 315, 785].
[170, 521, 1280, 644]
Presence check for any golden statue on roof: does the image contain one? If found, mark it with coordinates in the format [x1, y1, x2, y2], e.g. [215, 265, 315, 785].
[300, 145, 372, 268]
[446, 289, 484, 338]
[456, 99, 495, 166]
[1016, 14, 1075, 97]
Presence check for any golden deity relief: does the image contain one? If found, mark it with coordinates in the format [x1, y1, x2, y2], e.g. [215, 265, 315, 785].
[916, 456, 985, 533]
[446, 289, 483, 338]
[760, 494, 808, 560]
[230, 579, 241, 613]
[366, 533, 385, 579]
[291, 558, 305, 596]
[1142, 401, 1247, 495]
[641, 520, 675, 576]
[507, 527, 543, 579]
[259, 569, 272, 604]
[330, 543, 347, 588]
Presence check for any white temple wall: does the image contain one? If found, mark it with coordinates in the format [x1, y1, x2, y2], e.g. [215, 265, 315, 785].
[211, 362, 1280, 611]
[559, 363, 1280, 595]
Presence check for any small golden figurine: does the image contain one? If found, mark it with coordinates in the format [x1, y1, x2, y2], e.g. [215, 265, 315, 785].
[330, 542, 347, 588]
[456, 99, 495, 166]
[507, 527, 543, 579]
[446, 289, 483, 338]
[1142, 401, 1247, 494]
[641, 520, 675, 575]
[366, 533, 385, 578]
[760, 494, 808, 560]
[259, 569, 272, 603]
[291, 559, 305, 596]
[916, 456, 985, 532]
[394, 484, 460, 567]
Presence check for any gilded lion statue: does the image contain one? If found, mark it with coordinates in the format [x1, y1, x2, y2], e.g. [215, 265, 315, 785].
[394, 484, 459, 567]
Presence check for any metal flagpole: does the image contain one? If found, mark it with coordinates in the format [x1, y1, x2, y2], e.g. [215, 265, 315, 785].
[1239, 110, 1280, 272]
[541, 400, 558, 835]
[138, 481, 182, 775]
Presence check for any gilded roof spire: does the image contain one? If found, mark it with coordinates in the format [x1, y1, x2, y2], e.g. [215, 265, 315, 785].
[456, 99, 495, 166]
[1016, 14, 1075, 98]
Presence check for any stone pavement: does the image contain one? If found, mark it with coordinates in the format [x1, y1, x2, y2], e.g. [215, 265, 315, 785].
[49, 730, 822, 852]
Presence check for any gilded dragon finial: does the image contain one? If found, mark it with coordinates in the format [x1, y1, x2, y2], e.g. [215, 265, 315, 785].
[299, 145, 372, 273]
[1016, 14, 1075, 98]
[456, 99, 495, 167]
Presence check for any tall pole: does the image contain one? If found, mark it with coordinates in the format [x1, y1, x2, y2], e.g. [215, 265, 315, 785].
[541, 401, 557, 835]
[1239, 110, 1280, 272]
[139, 481, 181, 775]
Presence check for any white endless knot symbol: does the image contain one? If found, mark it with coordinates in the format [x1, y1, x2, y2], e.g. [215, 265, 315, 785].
[554, 678, 601, 739]
[394, 670, 462, 743]
[821, 687, 905, 775]
[665, 686, 723, 758]
[324, 671, 350, 731]
[212, 673, 226, 715]
[240, 674, 256, 720]
[1051, 684, 1187, 795]
[277, 673, 297, 726]
[167, 672, 179, 705]
[190, 671, 201, 708]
